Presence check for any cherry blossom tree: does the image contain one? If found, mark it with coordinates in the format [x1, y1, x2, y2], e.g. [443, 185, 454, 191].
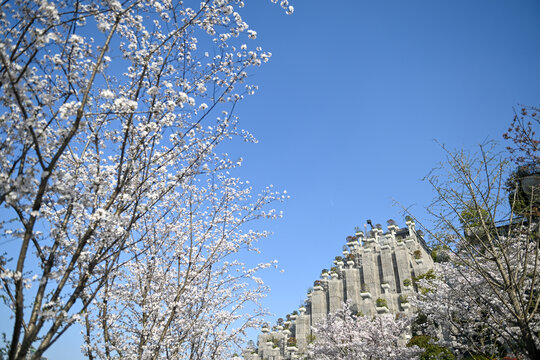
[308, 301, 420, 360]
[0, 0, 292, 359]
[415, 143, 540, 359]
[81, 174, 284, 360]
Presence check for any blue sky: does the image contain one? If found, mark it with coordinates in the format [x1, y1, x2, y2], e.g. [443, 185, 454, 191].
[5, 0, 540, 357]
[233, 0, 540, 344]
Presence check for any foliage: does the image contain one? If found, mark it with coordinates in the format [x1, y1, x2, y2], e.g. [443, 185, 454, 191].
[403, 278, 412, 287]
[430, 244, 451, 263]
[376, 298, 387, 308]
[459, 205, 491, 228]
[309, 301, 420, 360]
[414, 249, 423, 259]
[505, 164, 540, 217]
[287, 337, 296, 347]
[407, 336, 455, 360]
[0, 0, 292, 359]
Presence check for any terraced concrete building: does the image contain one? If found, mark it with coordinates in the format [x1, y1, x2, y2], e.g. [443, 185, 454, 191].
[242, 220, 433, 360]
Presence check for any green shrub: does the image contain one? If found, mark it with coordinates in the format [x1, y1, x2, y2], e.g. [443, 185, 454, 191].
[407, 335, 455, 360]
[403, 278, 411, 287]
[376, 298, 387, 308]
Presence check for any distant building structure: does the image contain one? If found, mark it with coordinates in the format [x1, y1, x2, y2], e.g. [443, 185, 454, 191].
[242, 220, 433, 359]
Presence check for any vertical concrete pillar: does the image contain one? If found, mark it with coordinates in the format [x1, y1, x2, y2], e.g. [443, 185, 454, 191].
[343, 267, 361, 311]
[361, 250, 380, 298]
[294, 313, 310, 352]
[394, 243, 411, 293]
[327, 278, 344, 313]
[310, 287, 327, 326]
[380, 246, 396, 291]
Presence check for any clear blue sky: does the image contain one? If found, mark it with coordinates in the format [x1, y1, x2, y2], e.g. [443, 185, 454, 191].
[6, 0, 540, 357]
[234, 0, 540, 345]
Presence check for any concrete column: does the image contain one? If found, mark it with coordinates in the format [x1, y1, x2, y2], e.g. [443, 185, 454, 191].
[343, 267, 361, 311]
[295, 313, 310, 352]
[380, 246, 396, 291]
[327, 278, 344, 313]
[310, 287, 327, 326]
[394, 243, 411, 293]
[361, 250, 380, 298]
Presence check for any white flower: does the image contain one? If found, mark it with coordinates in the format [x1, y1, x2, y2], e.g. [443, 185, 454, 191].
[178, 92, 189, 103]
[113, 97, 138, 112]
[147, 86, 159, 96]
[100, 89, 115, 99]
[68, 34, 84, 44]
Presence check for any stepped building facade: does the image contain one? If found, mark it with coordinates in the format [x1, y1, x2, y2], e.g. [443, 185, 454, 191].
[242, 220, 433, 359]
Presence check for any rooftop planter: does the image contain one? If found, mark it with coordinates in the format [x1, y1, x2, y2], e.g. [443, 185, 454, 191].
[287, 337, 297, 347]
[376, 298, 388, 308]
[321, 273, 329, 280]
[399, 294, 409, 304]
[364, 235, 375, 243]
[381, 282, 390, 290]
